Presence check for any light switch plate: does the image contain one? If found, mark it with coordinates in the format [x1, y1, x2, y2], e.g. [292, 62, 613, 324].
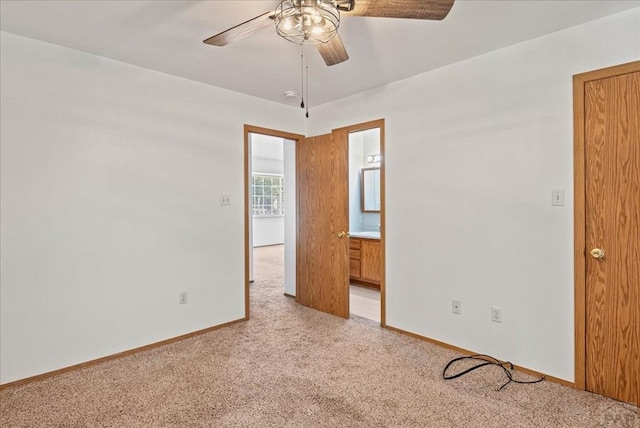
[552, 189, 565, 206]
[220, 194, 231, 206]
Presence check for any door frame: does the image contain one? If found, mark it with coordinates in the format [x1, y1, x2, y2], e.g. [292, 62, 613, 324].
[243, 119, 386, 325]
[573, 60, 640, 390]
[244, 125, 305, 320]
[334, 118, 386, 326]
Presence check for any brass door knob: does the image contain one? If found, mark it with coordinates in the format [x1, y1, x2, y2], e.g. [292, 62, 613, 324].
[337, 231, 349, 239]
[590, 248, 605, 259]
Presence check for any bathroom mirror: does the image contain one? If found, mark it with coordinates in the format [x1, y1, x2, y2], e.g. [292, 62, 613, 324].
[362, 167, 381, 213]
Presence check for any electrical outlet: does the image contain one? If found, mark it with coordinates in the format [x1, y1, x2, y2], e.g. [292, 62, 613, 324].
[179, 292, 188, 305]
[491, 306, 502, 323]
[452, 300, 462, 315]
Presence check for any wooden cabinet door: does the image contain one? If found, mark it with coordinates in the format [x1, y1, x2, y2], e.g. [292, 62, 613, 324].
[361, 239, 382, 283]
[349, 238, 361, 279]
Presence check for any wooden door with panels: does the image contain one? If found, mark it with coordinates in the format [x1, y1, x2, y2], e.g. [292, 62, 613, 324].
[296, 131, 350, 318]
[574, 61, 640, 406]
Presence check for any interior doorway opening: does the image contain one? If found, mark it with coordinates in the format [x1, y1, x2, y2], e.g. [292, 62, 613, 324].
[348, 126, 383, 323]
[249, 133, 290, 291]
[244, 120, 385, 325]
[244, 126, 303, 319]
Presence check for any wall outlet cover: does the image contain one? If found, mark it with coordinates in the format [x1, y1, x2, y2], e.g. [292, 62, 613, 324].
[491, 306, 502, 323]
[179, 292, 188, 305]
[452, 300, 462, 315]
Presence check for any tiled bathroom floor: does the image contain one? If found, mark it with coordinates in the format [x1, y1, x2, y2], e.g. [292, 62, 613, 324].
[350, 285, 380, 323]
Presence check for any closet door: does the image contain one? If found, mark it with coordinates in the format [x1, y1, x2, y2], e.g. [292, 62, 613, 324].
[575, 61, 639, 406]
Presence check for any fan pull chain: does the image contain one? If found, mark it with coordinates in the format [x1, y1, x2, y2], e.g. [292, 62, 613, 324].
[305, 60, 309, 118]
[298, 44, 310, 118]
[300, 45, 305, 109]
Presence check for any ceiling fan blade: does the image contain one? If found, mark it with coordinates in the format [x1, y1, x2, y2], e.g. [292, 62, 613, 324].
[345, 0, 455, 20]
[316, 34, 349, 66]
[203, 11, 275, 46]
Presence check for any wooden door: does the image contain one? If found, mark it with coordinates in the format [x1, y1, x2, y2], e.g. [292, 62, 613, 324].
[296, 131, 350, 318]
[577, 62, 639, 405]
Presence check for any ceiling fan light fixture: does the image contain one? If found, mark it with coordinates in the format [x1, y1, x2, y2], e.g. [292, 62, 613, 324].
[275, 0, 340, 45]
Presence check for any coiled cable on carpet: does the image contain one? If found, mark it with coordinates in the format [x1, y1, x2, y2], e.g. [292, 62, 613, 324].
[443, 354, 545, 391]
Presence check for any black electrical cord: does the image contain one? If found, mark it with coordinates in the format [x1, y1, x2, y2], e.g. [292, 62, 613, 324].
[443, 354, 545, 391]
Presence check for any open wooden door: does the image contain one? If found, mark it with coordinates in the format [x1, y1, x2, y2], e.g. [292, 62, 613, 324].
[574, 61, 640, 406]
[296, 131, 350, 318]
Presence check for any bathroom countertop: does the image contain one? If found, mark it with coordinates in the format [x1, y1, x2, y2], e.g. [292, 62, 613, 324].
[349, 231, 380, 239]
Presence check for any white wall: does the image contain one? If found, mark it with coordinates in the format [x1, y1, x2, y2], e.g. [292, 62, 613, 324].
[307, 9, 640, 381]
[252, 216, 285, 247]
[349, 133, 365, 233]
[0, 32, 303, 384]
[252, 157, 283, 175]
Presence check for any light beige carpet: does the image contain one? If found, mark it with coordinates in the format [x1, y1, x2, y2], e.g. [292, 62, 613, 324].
[1, 244, 638, 427]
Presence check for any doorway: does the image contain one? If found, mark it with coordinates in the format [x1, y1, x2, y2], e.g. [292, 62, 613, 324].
[573, 61, 639, 405]
[244, 125, 304, 319]
[244, 120, 386, 326]
[348, 126, 383, 323]
[249, 133, 286, 287]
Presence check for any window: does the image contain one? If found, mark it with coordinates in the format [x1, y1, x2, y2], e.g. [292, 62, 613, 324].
[252, 174, 284, 216]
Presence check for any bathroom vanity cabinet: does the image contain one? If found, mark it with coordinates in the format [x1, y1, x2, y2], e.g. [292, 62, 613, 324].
[349, 237, 381, 289]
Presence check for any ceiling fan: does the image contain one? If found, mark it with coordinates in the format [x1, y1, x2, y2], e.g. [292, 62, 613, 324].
[203, 0, 455, 66]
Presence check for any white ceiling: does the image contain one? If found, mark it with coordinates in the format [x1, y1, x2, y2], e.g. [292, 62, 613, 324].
[1, 1, 638, 108]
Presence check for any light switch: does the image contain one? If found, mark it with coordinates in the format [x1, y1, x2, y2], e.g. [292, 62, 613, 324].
[220, 194, 231, 206]
[552, 189, 565, 206]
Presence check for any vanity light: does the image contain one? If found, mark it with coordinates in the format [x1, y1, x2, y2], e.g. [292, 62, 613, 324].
[367, 154, 382, 163]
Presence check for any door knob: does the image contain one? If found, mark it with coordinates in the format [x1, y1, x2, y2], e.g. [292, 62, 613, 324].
[337, 231, 349, 239]
[590, 248, 605, 259]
